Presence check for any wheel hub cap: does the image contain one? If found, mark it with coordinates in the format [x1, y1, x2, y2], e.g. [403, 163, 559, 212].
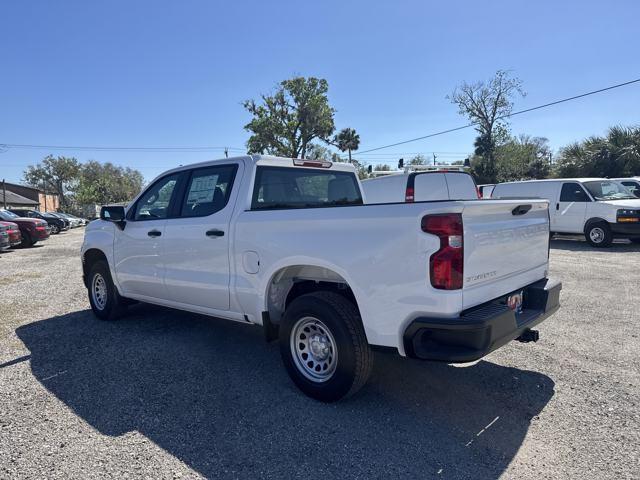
[290, 317, 337, 382]
[590, 228, 604, 243]
[92, 273, 107, 310]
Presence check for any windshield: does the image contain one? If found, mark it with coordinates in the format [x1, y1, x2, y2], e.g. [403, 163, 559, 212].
[583, 181, 637, 201]
[0, 210, 19, 220]
[252, 167, 363, 210]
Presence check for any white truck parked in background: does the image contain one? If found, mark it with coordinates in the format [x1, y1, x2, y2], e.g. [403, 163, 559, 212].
[362, 166, 479, 203]
[82, 155, 561, 401]
[492, 178, 640, 247]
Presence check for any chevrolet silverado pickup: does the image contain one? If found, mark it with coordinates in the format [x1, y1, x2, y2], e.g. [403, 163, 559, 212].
[81, 155, 561, 402]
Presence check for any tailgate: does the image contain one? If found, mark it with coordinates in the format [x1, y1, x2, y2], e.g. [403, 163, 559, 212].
[462, 199, 550, 309]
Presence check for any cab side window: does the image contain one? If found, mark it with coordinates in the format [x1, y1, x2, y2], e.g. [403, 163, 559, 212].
[133, 173, 181, 221]
[180, 165, 237, 217]
[560, 183, 590, 202]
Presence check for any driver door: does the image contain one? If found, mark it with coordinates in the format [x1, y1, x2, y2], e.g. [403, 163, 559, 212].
[114, 172, 183, 299]
[553, 182, 589, 233]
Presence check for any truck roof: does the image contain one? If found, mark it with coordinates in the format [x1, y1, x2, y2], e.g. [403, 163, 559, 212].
[160, 154, 357, 177]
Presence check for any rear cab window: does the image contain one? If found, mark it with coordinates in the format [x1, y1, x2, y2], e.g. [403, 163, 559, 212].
[251, 167, 363, 210]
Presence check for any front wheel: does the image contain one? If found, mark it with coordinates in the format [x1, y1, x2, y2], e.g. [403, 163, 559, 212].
[279, 291, 373, 402]
[87, 260, 127, 320]
[50, 224, 60, 234]
[585, 222, 613, 248]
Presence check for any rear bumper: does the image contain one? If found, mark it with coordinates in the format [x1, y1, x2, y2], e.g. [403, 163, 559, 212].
[403, 278, 562, 362]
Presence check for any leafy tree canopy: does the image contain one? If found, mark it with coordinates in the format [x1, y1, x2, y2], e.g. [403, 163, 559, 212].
[554, 125, 640, 178]
[243, 77, 335, 158]
[23, 155, 81, 208]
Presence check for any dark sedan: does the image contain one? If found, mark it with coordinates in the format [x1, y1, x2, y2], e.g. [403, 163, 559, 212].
[8, 209, 69, 234]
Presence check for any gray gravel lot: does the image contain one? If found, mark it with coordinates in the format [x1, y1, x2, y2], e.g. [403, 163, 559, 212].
[1, 229, 639, 479]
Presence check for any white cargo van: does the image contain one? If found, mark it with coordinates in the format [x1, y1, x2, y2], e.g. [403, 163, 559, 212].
[492, 178, 640, 247]
[362, 169, 479, 203]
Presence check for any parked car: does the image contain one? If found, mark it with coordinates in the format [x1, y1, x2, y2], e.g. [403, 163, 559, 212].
[8, 209, 68, 234]
[612, 177, 640, 198]
[491, 178, 640, 247]
[0, 224, 10, 251]
[82, 155, 561, 402]
[0, 220, 23, 247]
[362, 166, 479, 203]
[57, 212, 85, 227]
[0, 210, 49, 247]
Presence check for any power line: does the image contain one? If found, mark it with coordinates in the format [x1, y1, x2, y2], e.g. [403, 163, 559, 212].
[357, 77, 640, 154]
[0, 144, 246, 153]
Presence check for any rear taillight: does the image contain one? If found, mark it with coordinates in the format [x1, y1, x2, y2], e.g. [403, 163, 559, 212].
[35, 225, 46, 231]
[476, 186, 481, 199]
[405, 187, 415, 202]
[421, 213, 463, 290]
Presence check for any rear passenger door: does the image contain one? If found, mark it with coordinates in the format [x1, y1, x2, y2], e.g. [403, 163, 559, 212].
[553, 182, 590, 233]
[162, 163, 241, 311]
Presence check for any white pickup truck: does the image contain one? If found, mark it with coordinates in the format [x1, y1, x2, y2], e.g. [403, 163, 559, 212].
[82, 155, 561, 401]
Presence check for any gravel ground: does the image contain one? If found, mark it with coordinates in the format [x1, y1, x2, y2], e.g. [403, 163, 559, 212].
[0, 229, 639, 479]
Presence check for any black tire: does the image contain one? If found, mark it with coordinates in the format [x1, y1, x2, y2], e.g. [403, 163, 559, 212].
[50, 224, 60, 234]
[20, 232, 35, 248]
[279, 291, 373, 402]
[585, 222, 613, 248]
[87, 260, 127, 320]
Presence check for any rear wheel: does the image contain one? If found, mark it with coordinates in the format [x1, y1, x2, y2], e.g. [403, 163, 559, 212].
[585, 222, 613, 248]
[279, 291, 373, 402]
[50, 224, 60, 234]
[87, 260, 127, 320]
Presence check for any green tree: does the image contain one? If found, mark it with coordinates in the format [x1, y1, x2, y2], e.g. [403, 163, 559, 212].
[555, 125, 640, 178]
[448, 70, 525, 182]
[374, 164, 391, 171]
[243, 77, 335, 158]
[23, 155, 81, 208]
[408, 154, 427, 165]
[334, 127, 360, 163]
[76, 161, 144, 206]
[306, 143, 342, 162]
[494, 135, 551, 181]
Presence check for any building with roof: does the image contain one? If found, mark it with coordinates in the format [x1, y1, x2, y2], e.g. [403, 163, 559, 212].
[0, 181, 59, 212]
[0, 189, 40, 209]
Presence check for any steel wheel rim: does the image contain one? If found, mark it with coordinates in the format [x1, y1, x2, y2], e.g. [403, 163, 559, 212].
[91, 273, 108, 310]
[290, 316, 338, 383]
[590, 227, 604, 243]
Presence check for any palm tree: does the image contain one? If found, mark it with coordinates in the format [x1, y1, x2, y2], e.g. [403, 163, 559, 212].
[334, 128, 360, 163]
[556, 125, 640, 177]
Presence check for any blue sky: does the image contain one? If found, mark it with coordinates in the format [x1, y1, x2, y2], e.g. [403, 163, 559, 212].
[1, 0, 639, 183]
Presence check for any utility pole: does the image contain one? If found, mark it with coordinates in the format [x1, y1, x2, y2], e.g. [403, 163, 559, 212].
[224, 147, 229, 158]
[2, 179, 6, 208]
[433, 153, 437, 166]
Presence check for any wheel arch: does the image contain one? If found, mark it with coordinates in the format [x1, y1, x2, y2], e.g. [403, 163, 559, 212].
[584, 217, 609, 231]
[82, 248, 109, 288]
[264, 264, 361, 328]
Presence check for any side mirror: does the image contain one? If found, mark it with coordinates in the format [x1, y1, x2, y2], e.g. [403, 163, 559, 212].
[100, 206, 126, 229]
